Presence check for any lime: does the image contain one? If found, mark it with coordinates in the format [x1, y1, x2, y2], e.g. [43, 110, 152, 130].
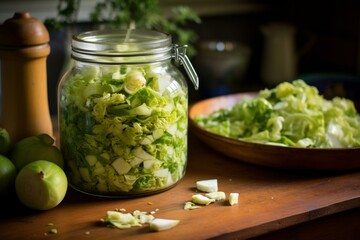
[0, 154, 17, 196]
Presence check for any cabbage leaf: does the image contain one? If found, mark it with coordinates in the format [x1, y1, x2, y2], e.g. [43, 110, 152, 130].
[194, 80, 360, 148]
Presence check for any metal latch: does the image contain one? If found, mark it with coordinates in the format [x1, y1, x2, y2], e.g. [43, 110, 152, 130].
[173, 44, 199, 90]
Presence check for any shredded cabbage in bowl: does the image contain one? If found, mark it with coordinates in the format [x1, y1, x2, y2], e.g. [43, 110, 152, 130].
[194, 80, 360, 148]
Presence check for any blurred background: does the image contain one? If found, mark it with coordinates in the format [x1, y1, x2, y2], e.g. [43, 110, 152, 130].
[1, 0, 360, 114]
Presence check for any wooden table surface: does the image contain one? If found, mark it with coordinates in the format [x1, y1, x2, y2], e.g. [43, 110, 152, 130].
[1, 132, 360, 240]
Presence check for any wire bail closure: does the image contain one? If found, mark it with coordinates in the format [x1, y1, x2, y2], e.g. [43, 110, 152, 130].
[173, 44, 199, 90]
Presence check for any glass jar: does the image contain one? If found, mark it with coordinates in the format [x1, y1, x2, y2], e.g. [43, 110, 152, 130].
[58, 29, 198, 197]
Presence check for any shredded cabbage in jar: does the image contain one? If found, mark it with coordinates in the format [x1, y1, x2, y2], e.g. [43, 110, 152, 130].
[59, 64, 188, 195]
[194, 80, 360, 148]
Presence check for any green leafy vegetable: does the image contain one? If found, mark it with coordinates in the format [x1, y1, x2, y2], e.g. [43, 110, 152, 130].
[59, 63, 188, 194]
[100, 209, 155, 229]
[194, 80, 360, 148]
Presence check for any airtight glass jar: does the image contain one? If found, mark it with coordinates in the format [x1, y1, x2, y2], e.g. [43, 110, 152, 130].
[58, 29, 198, 197]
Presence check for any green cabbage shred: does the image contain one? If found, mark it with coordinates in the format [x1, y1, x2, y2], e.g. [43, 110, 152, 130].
[194, 80, 360, 148]
[59, 63, 188, 195]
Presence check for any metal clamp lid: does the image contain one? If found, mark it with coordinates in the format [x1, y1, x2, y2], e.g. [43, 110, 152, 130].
[173, 44, 199, 90]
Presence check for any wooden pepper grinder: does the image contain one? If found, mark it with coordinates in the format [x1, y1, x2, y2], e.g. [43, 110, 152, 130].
[0, 12, 53, 145]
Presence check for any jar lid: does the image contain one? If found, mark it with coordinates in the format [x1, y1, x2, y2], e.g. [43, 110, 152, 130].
[72, 29, 172, 54]
[71, 29, 174, 65]
[72, 29, 199, 90]
[0, 12, 49, 46]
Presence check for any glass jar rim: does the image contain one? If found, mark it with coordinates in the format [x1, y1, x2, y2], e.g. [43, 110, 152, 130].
[72, 29, 172, 54]
[70, 29, 199, 90]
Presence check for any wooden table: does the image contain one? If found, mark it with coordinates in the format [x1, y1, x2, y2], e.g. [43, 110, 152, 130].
[1, 132, 360, 240]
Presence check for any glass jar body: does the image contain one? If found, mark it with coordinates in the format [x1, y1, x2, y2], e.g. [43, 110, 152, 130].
[58, 60, 188, 197]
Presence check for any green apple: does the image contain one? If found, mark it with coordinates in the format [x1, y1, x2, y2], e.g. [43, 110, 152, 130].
[15, 160, 68, 210]
[11, 134, 64, 170]
[0, 154, 17, 196]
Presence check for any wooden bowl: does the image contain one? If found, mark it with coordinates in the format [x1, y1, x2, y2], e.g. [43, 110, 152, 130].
[189, 93, 360, 171]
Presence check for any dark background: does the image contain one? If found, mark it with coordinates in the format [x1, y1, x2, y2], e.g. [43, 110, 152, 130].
[46, 0, 360, 114]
